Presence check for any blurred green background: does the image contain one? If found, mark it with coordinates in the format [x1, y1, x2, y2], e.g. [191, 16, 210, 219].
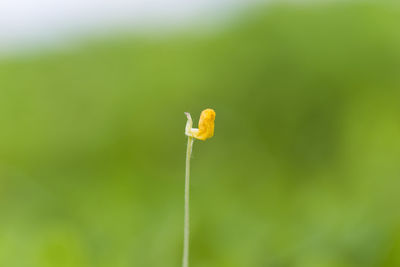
[1, 1, 400, 267]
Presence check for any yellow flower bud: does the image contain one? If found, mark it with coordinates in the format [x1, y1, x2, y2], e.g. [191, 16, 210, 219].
[194, 109, 215, 140]
[185, 108, 216, 141]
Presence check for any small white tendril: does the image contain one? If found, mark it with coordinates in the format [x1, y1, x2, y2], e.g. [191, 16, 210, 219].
[185, 112, 199, 138]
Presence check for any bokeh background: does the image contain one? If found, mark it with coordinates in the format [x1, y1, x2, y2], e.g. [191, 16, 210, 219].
[1, 0, 400, 266]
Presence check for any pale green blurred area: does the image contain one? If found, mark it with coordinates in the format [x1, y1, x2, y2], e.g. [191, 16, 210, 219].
[1, 2, 400, 267]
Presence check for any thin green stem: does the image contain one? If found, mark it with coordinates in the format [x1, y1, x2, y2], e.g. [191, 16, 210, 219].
[183, 136, 193, 267]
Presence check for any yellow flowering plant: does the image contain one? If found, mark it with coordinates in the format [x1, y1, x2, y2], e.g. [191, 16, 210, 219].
[182, 108, 216, 267]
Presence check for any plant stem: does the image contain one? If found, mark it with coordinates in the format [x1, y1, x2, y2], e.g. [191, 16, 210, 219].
[183, 136, 193, 267]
